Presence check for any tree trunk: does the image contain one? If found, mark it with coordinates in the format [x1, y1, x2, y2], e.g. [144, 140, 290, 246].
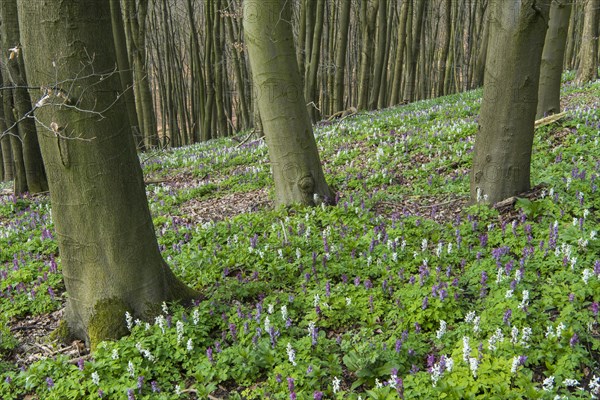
[305, 0, 325, 122]
[404, 0, 425, 102]
[473, 3, 490, 88]
[0, 70, 14, 181]
[389, 0, 409, 106]
[369, 0, 387, 109]
[109, 0, 143, 150]
[17, 0, 197, 347]
[575, 0, 599, 84]
[357, 0, 379, 110]
[470, 0, 550, 204]
[537, 0, 572, 118]
[0, 0, 48, 194]
[244, 0, 334, 206]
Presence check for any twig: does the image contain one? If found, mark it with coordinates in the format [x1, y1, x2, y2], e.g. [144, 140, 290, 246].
[534, 112, 566, 128]
[234, 130, 256, 148]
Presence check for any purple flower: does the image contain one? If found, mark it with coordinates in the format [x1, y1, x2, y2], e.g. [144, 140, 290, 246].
[421, 296, 428, 310]
[503, 309, 512, 326]
[592, 302, 599, 317]
[313, 391, 324, 400]
[206, 347, 214, 362]
[77, 358, 85, 371]
[127, 388, 135, 400]
[46, 377, 54, 388]
[137, 376, 144, 393]
[151, 381, 160, 393]
[287, 377, 295, 392]
[276, 374, 282, 383]
[98, 389, 104, 398]
[570, 333, 579, 347]
[229, 323, 237, 341]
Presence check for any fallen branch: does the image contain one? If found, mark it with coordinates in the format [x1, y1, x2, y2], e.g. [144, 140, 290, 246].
[234, 130, 256, 149]
[534, 112, 566, 128]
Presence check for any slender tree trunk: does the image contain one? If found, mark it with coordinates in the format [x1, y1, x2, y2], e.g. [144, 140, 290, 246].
[470, 0, 551, 204]
[357, 0, 379, 110]
[404, 0, 425, 102]
[244, 0, 334, 206]
[0, 0, 48, 194]
[389, 0, 409, 106]
[305, 0, 325, 122]
[0, 70, 14, 181]
[537, 0, 572, 118]
[436, 0, 452, 97]
[369, 0, 387, 109]
[110, 0, 143, 150]
[474, 3, 490, 88]
[333, 0, 351, 113]
[17, 0, 197, 347]
[576, 0, 599, 84]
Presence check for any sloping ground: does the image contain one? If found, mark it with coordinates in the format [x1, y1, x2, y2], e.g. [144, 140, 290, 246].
[0, 75, 599, 399]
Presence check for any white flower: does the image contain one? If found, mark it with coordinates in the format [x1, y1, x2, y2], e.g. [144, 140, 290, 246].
[111, 349, 119, 360]
[186, 338, 193, 352]
[192, 309, 200, 325]
[313, 294, 320, 307]
[127, 361, 135, 378]
[345, 297, 352, 306]
[281, 305, 288, 321]
[462, 336, 471, 363]
[421, 238, 428, 252]
[487, 328, 504, 351]
[505, 289, 514, 299]
[520, 327, 532, 347]
[286, 342, 296, 366]
[264, 316, 271, 332]
[431, 362, 443, 387]
[375, 378, 383, 388]
[563, 378, 579, 387]
[332, 376, 341, 393]
[91, 371, 100, 385]
[556, 322, 566, 337]
[162, 301, 169, 314]
[268, 304, 274, 314]
[511, 326, 519, 344]
[296, 248, 301, 259]
[155, 315, 166, 334]
[542, 376, 554, 391]
[469, 357, 478, 378]
[473, 316, 480, 334]
[176, 320, 184, 344]
[175, 384, 182, 395]
[465, 311, 476, 323]
[436, 320, 447, 340]
[545, 325, 555, 339]
[125, 312, 133, 331]
[518, 290, 529, 310]
[511, 356, 519, 373]
[583, 269, 593, 284]
[446, 357, 454, 372]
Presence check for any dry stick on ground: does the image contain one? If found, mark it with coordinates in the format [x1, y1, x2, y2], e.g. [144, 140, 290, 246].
[534, 111, 566, 128]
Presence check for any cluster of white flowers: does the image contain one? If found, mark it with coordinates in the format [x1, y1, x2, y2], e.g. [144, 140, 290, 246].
[267, 304, 274, 314]
[192, 309, 200, 325]
[264, 316, 271, 332]
[505, 289, 514, 299]
[127, 360, 135, 378]
[91, 371, 100, 386]
[520, 327, 532, 348]
[135, 342, 156, 362]
[436, 320, 447, 340]
[281, 305, 288, 321]
[286, 342, 296, 366]
[589, 375, 600, 397]
[161, 302, 169, 315]
[462, 336, 471, 363]
[583, 269, 593, 285]
[421, 238, 428, 253]
[510, 356, 520, 374]
[186, 338, 193, 352]
[313, 294, 320, 307]
[296, 248, 302, 260]
[542, 376, 554, 391]
[518, 290, 529, 310]
[464, 311, 480, 333]
[469, 357, 478, 378]
[111, 349, 119, 360]
[125, 311, 133, 331]
[511, 327, 519, 344]
[176, 321, 184, 344]
[487, 328, 504, 351]
[345, 297, 352, 306]
[435, 242, 443, 257]
[332, 376, 341, 393]
[155, 315, 166, 334]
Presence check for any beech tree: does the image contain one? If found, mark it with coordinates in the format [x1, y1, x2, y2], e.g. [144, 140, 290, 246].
[470, 0, 550, 204]
[0, 0, 48, 194]
[575, 0, 599, 84]
[537, 0, 572, 118]
[244, 0, 334, 206]
[17, 0, 197, 347]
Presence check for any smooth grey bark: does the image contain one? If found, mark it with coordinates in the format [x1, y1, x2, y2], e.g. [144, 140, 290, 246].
[17, 0, 197, 347]
[389, 0, 409, 106]
[332, 0, 351, 113]
[537, 0, 572, 118]
[0, 0, 48, 194]
[470, 0, 551, 204]
[244, 0, 334, 206]
[575, 0, 599, 84]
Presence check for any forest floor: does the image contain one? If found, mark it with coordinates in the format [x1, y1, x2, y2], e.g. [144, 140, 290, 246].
[1, 73, 599, 399]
